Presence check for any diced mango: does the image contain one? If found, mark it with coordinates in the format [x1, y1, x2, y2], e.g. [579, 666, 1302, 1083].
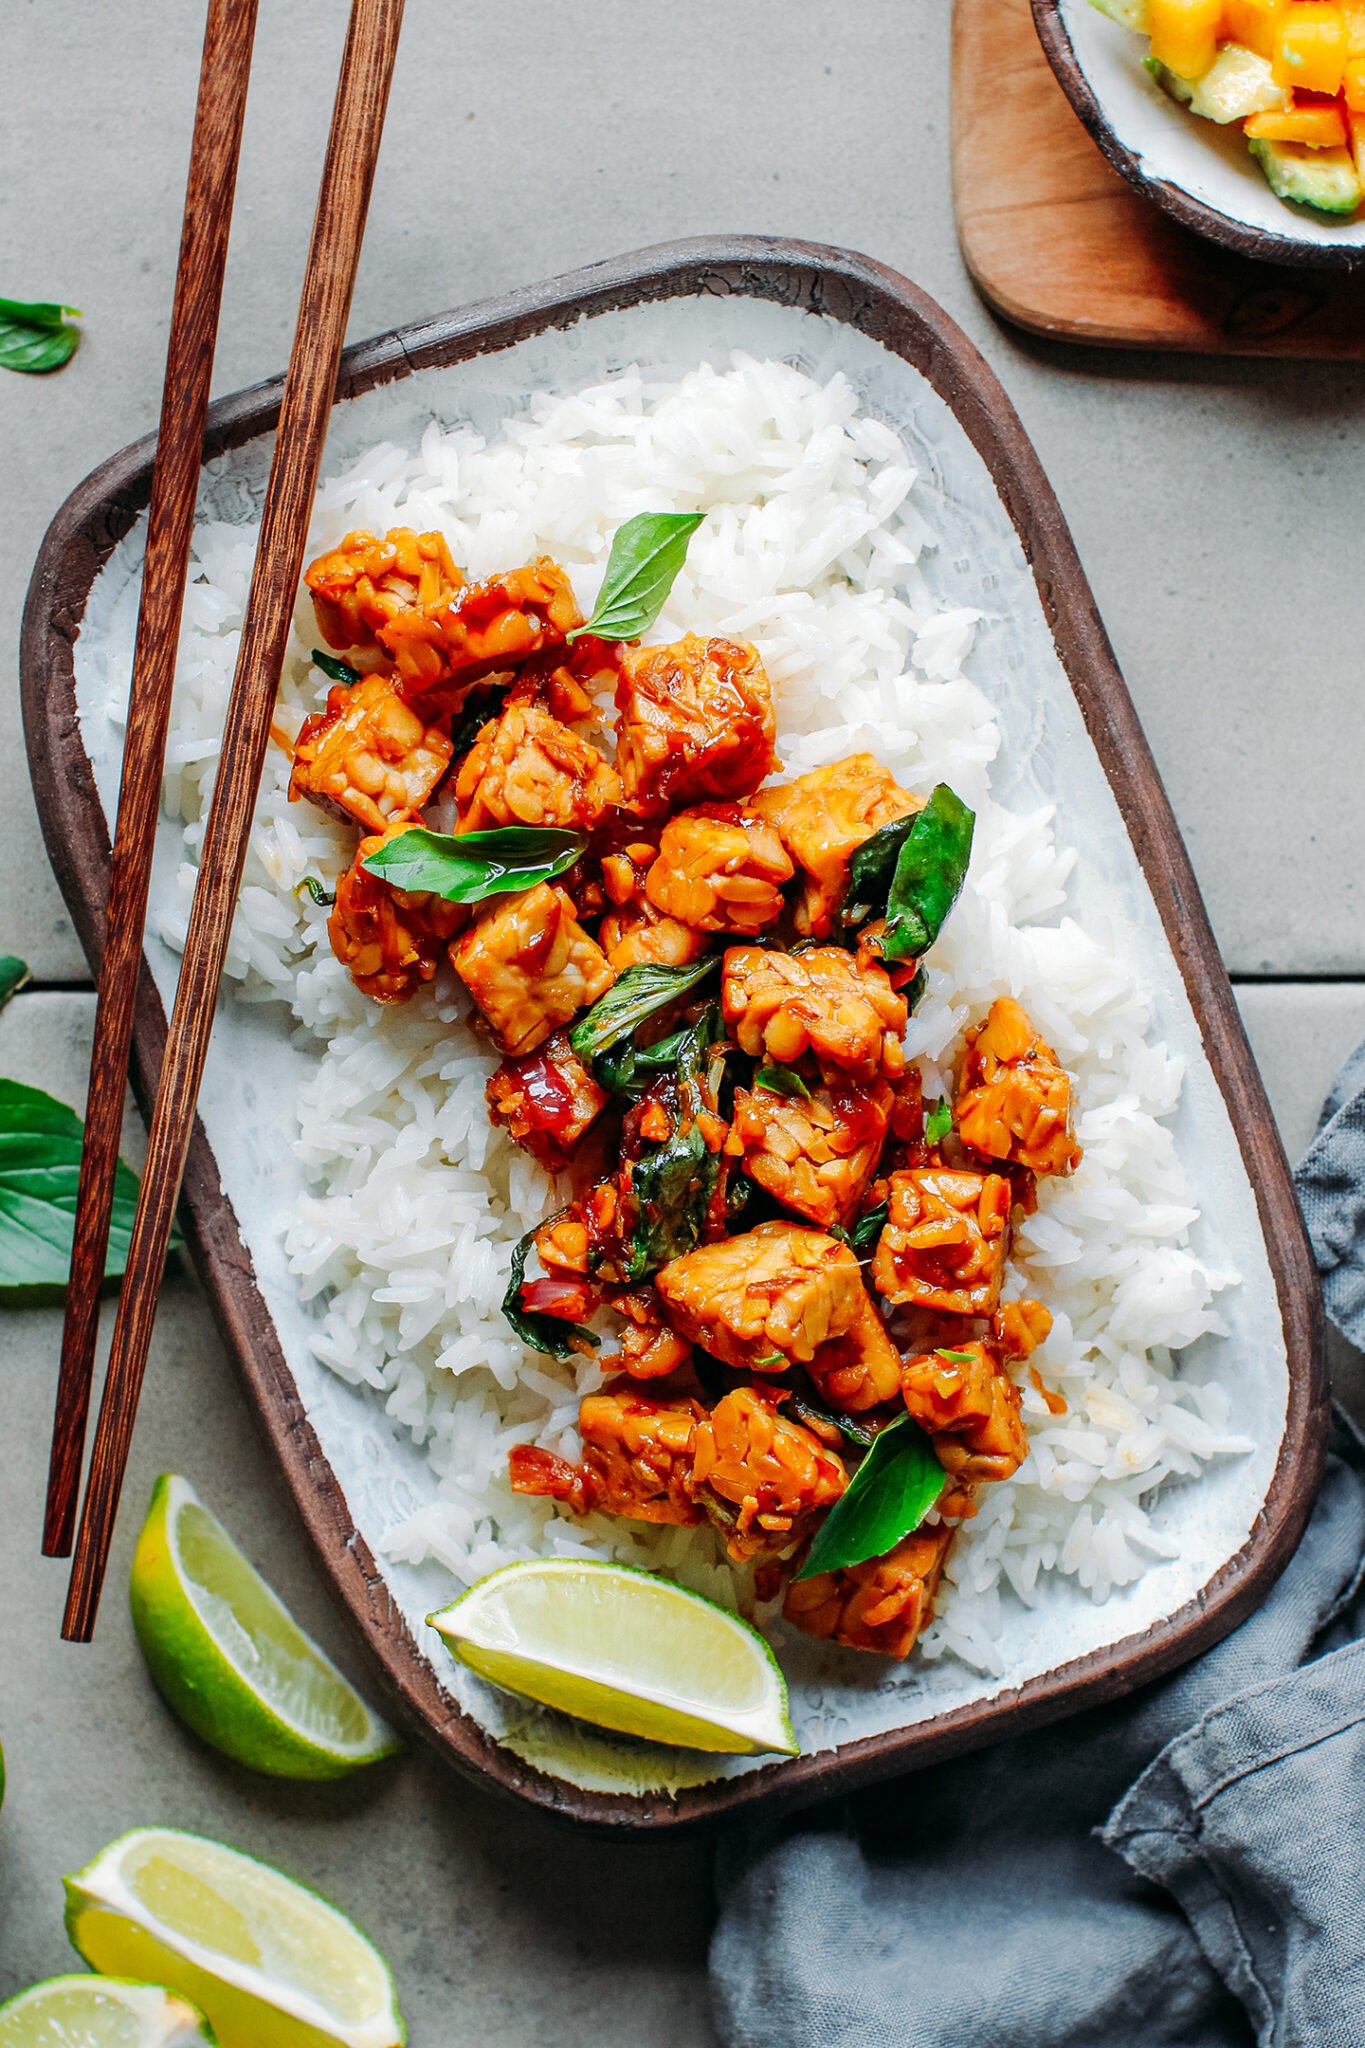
[1274, 4, 1349, 93]
[1351, 103, 1365, 167]
[1345, 51, 1365, 102]
[1149, 0, 1226, 77]
[1245, 98, 1349, 138]
[1226, 0, 1285, 58]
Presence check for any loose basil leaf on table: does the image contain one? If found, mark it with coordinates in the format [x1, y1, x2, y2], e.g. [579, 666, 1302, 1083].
[361, 825, 585, 902]
[0, 296, 81, 373]
[311, 648, 361, 686]
[568, 955, 719, 1076]
[0, 1078, 180, 1303]
[501, 1217, 598, 1360]
[795, 1413, 945, 1581]
[881, 784, 975, 964]
[925, 1097, 954, 1145]
[752, 1064, 812, 1101]
[0, 956, 31, 1012]
[567, 511, 704, 645]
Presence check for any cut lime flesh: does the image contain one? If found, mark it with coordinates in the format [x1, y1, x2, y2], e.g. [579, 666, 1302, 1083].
[429, 1558, 797, 1756]
[0, 1975, 214, 2046]
[130, 1475, 400, 1780]
[64, 1829, 403, 2048]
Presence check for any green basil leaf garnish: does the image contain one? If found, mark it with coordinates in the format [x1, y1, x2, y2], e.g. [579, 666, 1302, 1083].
[0, 957, 31, 1012]
[567, 512, 703, 645]
[934, 1347, 975, 1364]
[501, 1215, 598, 1360]
[849, 1200, 888, 1258]
[0, 297, 80, 373]
[311, 648, 361, 686]
[753, 1064, 812, 1101]
[925, 1097, 954, 1145]
[0, 1078, 180, 1303]
[361, 825, 585, 903]
[595, 1025, 690, 1100]
[881, 784, 975, 964]
[840, 814, 920, 930]
[568, 956, 718, 1075]
[795, 1414, 944, 1581]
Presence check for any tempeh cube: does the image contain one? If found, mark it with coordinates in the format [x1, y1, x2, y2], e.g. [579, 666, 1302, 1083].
[453, 881, 615, 1056]
[872, 1166, 1013, 1316]
[290, 674, 452, 834]
[615, 636, 776, 816]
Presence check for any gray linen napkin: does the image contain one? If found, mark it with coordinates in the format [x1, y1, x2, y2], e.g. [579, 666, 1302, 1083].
[711, 1073, 1365, 2048]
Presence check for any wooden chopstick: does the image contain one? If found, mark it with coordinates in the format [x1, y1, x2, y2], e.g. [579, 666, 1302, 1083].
[44, 0, 261, 1559]
[63, 0, 407, 1640]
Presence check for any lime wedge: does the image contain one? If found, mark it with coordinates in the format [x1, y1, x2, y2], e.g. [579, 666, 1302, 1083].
[428, 1559, 798, 1756]
[0, 1976, 214, 2046]
[129, 1475, 401, 1780]
[64, 1829, 403, 2048]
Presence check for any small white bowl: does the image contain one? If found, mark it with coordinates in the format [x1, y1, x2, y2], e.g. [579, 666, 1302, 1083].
[1033, 0, 1365, 267]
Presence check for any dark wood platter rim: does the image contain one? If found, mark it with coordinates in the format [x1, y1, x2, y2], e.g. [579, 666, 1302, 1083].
[1031, 0, 1365, 272]
[21, 234, 1328, 1832]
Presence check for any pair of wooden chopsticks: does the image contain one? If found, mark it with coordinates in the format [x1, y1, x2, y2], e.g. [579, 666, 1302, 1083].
[48, 0, 406, 1641]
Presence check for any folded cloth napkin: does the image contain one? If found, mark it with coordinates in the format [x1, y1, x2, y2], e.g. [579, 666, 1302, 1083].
[711, 1073, 1365, 2048]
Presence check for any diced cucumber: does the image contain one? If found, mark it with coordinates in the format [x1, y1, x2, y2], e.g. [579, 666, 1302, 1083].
[1247, 137, 1364, 214]
[1146, 45, 1289, 120]
[1089, 0, 1150, 29]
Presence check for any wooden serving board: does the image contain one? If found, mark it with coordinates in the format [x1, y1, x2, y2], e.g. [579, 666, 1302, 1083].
[953, 0, 1365, 354]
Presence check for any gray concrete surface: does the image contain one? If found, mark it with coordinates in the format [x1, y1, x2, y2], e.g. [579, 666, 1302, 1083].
[2, 2, 1363, 2040]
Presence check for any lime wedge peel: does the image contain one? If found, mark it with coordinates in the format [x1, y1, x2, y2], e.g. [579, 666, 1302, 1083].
[64, 1828, 404, 2048]
[130, 1474, 402, 1780]
[0, 1975, 215, 2046]
[428, 1558, 798, 1757]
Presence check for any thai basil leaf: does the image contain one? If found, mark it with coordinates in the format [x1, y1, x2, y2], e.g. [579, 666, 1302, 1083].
[295, 877, 337, 908]
[753, 1064, 812, 1101]
[568, 955, 718, 1074]
[848, 1199, 888, 1259]
[501, 1217, 598, 1360]
[0, 957, 31, 1012]
[789, 1392, 877, 1451]
[0, 297, 80, 373]
[0, 1079, 180, 1303]
[567, 512, 703, 644]
[881, 784, 975, 964]
[311, 648, 360, 686]
[595, 1025, 689, 1100]
[449, 682, 511, 757]
[622, 1005, 724, 1280]
[362, 825, 585, 902]
[840, 814, 920, 930]
[795, 1414, 944, 1580]
[925, 1097, 954, 1145]
[623, 1120, 718, 1282]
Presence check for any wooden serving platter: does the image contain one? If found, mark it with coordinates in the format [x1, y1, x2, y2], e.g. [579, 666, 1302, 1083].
[954, 0, 1365, 353]
[21, 237, 1328, 1830]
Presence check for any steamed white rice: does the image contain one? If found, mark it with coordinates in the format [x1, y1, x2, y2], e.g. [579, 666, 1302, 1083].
[140, 354, 1249, 1677]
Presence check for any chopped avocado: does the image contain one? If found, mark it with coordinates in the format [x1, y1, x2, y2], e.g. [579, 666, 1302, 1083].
[1145, 56, 1194, 103]
[1146, 45, 1289, 120]
[1090, 0, 1150, 29]
[1247, 137, 1363, 215]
